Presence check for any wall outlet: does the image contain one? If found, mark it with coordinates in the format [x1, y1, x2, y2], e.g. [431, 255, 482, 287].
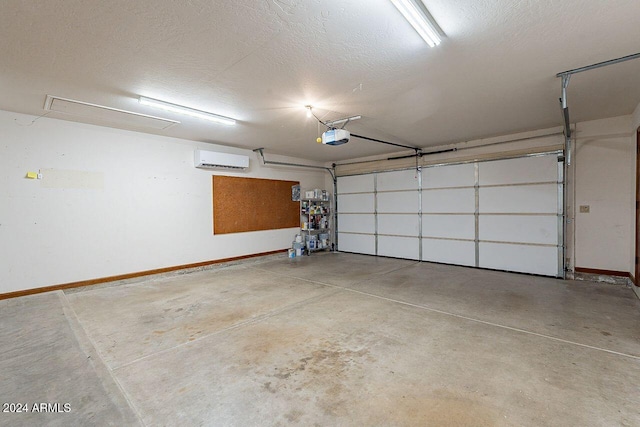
[579, 205, 590, 213]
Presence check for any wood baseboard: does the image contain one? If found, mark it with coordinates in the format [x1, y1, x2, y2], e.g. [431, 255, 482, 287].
[631, 274, 638, 286]
[574, 267, 630, 278]
[0, 249, 287, 301]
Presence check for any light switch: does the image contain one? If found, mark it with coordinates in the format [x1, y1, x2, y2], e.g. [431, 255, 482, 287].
[579, 205, 590, 213]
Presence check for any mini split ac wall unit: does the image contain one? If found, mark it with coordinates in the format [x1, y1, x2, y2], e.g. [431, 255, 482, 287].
[194, 149, 249, 170]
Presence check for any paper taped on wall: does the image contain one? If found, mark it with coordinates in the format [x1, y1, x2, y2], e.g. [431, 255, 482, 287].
[40, 169, 104, 190]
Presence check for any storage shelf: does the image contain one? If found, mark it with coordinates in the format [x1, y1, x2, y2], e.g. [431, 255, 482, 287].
[298, 190, 332, 256]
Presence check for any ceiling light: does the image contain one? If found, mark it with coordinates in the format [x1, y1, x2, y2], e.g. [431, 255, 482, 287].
[305, 105, 313, 118]
[138, 96, 236, 125]
[389, 0, 442, 47]
[44, 95, 180, 130]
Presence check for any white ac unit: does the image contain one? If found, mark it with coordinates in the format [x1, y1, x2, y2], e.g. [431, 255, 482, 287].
[194, 149, 249, 170]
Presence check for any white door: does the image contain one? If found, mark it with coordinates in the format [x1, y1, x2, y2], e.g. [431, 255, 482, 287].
[336, 153, 563, 277]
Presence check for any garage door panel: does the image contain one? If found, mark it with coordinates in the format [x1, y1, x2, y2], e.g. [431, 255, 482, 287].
[337, 155, 562, 276]
[479, 242, 558, 276]
[422, 188, 475, 213]
[377, 191, 418, 213]
[422, 239, 475, 266]
[338, 214, 375, 234]
[378, 236, 419, 260]
[337, 175, 374, 193]
[422, 214, 475, 240]
[338, 233, 375, 255]
[378, 214, 419, 236]
[479, 184, 557, 213]
[337, 194, 374, 213]
[479, 156, 558, 185]
[423, 163, 475, 189]
[480, 215, 558, 245]
[377, 169, 418, 191]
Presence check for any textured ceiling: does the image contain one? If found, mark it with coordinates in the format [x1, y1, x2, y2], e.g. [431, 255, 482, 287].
[2, 0, 640, 161]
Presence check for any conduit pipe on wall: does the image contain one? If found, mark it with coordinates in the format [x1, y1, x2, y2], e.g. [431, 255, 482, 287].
[253, 148, 335, 181]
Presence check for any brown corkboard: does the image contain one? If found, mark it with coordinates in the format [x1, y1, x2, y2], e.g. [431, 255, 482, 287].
[212, 176, 300, 234]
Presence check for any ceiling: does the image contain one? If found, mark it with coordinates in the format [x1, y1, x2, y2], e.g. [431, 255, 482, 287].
[2, 0, 640, 162]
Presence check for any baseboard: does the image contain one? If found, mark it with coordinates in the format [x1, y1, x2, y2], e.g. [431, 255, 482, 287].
[574, 267, 630, 277]
[573, 267, 632, 286]
[0, 249, 287, 301]
[630, 275, 640, 301]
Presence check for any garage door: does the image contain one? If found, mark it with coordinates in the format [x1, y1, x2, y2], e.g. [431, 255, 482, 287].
[336, 153, 564, 277]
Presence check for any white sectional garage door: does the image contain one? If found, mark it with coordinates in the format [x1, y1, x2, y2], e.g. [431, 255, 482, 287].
[336, 153, 563, 277]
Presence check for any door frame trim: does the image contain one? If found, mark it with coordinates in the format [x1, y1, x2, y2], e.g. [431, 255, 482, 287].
[634, 127, 640, 285]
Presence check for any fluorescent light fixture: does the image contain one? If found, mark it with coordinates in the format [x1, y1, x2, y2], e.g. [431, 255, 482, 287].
[138, 96, 236, 125]
[44, 95, 180, 130]
[389, 0, 442, 47]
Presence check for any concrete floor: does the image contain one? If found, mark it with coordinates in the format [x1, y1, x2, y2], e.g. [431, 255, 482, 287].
[1, 252, 639, 426]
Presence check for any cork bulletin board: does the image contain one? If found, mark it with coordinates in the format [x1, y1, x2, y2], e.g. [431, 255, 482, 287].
[212, 176, 300, 234]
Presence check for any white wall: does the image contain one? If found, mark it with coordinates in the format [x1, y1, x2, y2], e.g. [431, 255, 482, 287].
[0, 110, 326, 294]
[3, 108, 635, 294]
[573, 116, 634, 273]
